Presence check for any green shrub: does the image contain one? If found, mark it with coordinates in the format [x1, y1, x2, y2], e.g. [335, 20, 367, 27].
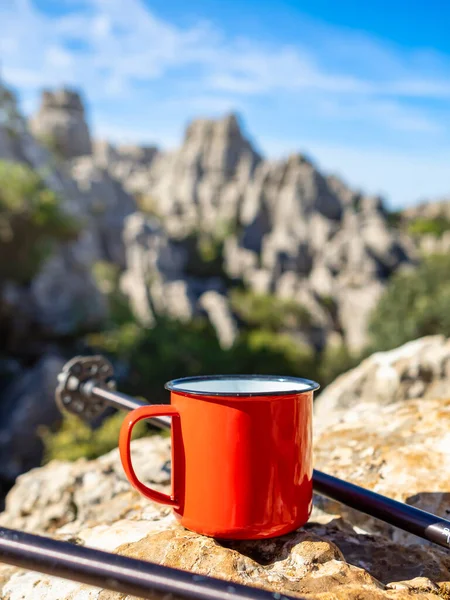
[91, 260, 134, 326]
[0, 85, 23, 135]
[237, 330, 317, 379]
[88, 316, 228, 402]
[134, 193, 161, 218]
[87, 313, 322, 402]
[34, 133, 66, 162]
[40, 411, 149, 463]
[0, 160, 79, 283]
[385, 210, 402, 229]
[407, 216, 450, 239]
[368, 253, 450, 351]
[198, 236, 222, 263]
[183, 220, 238, 278]
[319, 295, 336, 312]
[183, 232, 226, 278]
[230, 289, 312, 331]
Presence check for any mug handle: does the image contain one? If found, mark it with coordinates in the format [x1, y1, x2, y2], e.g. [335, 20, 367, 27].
[119, 405, 180, 508]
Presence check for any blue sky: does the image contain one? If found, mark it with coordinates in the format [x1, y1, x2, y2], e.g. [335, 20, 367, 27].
[1, 0, 450, 208]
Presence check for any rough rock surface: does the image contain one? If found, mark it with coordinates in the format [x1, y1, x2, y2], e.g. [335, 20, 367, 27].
[314, 335, 450, 430]
[93, 141, 159, 196]
[70, 156, 137, 268]
[145, 113, 261, 235]
[29, 88, 92, 159]
[199, 290, 238, 349]
[314, 394, 450, 545]
[1, 379, 449, 599]
[120, 212, 229, 335]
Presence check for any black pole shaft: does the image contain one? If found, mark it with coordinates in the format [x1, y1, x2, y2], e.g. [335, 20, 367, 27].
[87, 383, 450, 551]
[313, 470, 450, 549]
[90, 385, 171, 429]
[0, 527, 293, 600]
[90, 385, 147, 412]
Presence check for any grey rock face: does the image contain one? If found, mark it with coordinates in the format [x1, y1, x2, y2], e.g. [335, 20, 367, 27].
[120, 213, 230, 338]
[70, 157, 137, 267]
[199, 290, 238, 349]
[230, 160, 412, 351]
[111, 113, 261, 235]
[93, 140, 159, 196]
[30, 249, 107, 335]
[314, 335, 450, 431]
[29, 88, 92, 159]
[96, 110, 415, 353]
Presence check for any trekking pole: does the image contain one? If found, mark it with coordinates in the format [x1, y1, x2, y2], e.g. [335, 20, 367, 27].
[56, 355, 450, 551]
[0, 526, 297, 600]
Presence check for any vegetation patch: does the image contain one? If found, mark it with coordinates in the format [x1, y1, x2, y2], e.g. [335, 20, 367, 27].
[0, 160, 80, 284]
[368, 253, 450, 351]
[40, 411, 149, 463]
[406, 216, 450, 239]
[231, 289, 312, 331]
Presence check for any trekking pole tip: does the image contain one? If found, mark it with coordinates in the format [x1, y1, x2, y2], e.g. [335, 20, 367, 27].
[55, 355, 116, 421]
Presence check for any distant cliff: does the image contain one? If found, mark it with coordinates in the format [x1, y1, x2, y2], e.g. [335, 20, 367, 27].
[91, 104, 416, 353]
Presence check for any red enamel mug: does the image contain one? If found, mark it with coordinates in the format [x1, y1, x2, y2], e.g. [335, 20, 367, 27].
[119, 375, 319, 539]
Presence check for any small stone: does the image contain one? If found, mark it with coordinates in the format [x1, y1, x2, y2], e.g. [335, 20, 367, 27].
[386, 577, 438, 592]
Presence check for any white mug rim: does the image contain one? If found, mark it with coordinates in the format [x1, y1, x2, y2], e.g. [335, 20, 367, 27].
[165, 374, 320, 397]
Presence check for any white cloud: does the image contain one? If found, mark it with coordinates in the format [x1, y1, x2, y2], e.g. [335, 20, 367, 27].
[205, 46, 374, 96]
[45, 45, 74, 69]
[316, 97, 442, 134]
[2, 0, 450, 107]
[0, 0, 216, 96]
[388, 79, 450, 98]
[1, 0, 450, 206]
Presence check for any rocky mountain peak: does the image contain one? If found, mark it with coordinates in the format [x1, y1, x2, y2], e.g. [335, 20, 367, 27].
[185, 112, 243, 141]
[181, 111, 261, 177]
[40, 88, 86, 113]
[30, 86, 92, 159]
[116, 144, 159, 163]
[285, 152, 314, 168]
